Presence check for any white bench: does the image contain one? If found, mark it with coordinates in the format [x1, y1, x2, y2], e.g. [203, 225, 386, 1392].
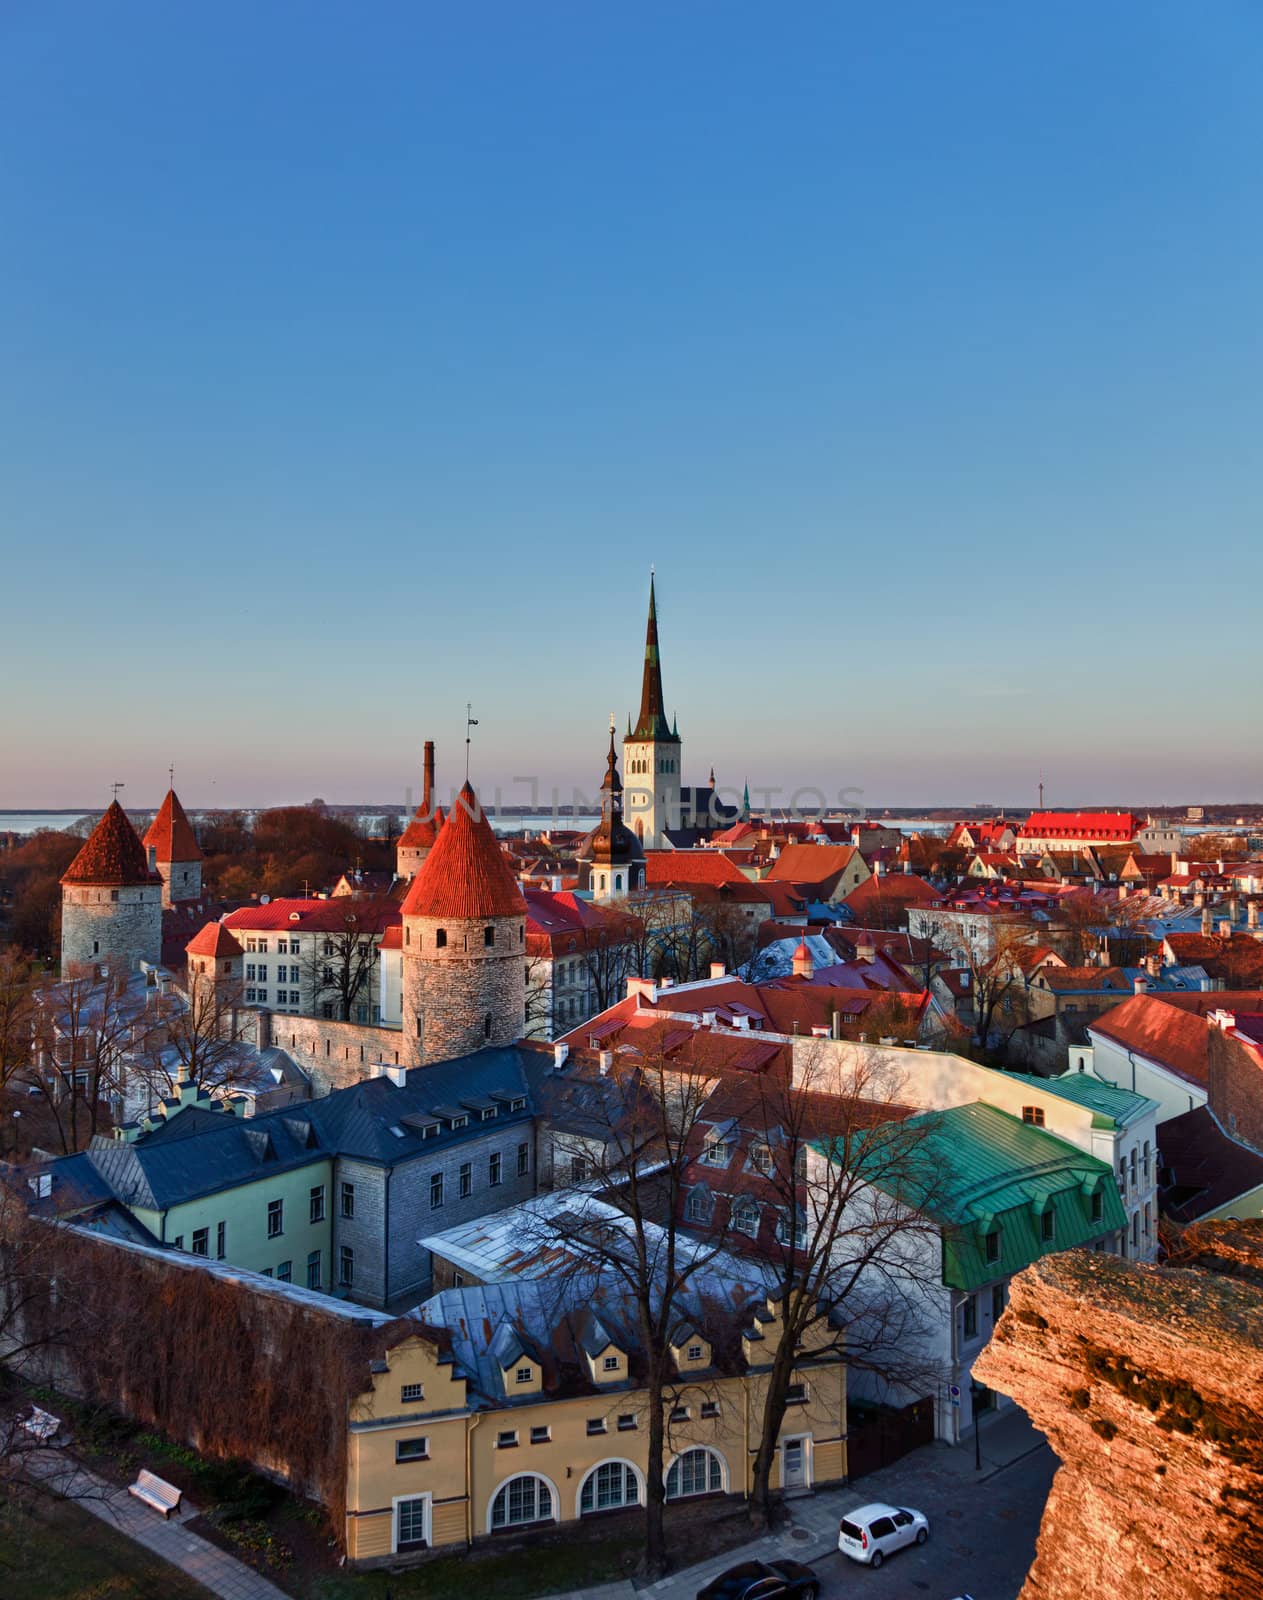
[128, 1469, 182, 1518]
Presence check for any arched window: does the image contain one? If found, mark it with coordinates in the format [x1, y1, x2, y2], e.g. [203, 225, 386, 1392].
[614, 874, 623, 892]
[599, 874, 607, 892]
[489, 1473, 555, 1531]
[666, 1448, 724, 1499]
[435, 929, 447, 949]
[578, 1460, 642, 1516]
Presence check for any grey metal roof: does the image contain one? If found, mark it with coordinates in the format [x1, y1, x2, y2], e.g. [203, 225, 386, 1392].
[63, 1047, 538, 1213]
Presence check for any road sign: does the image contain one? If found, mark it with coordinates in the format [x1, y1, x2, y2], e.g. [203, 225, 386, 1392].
[948, 1384, 961, 1407]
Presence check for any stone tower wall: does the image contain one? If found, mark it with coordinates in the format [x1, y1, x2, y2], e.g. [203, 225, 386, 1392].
[60, 883, 163, 977]
[154, 857, 203, 908]
[401, 912, 526, 1064]
[396, 842, 433, 882]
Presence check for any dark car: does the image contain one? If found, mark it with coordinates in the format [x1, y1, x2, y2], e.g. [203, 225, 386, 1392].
[696, 1559, 820, 1600]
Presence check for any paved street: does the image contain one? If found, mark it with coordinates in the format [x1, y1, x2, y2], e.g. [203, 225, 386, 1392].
[805, 1442, 1055, 1600]
[557, 1409, 1055, 1600]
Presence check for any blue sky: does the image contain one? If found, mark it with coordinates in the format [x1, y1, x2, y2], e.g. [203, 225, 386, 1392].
[1, 2, 1259, 810]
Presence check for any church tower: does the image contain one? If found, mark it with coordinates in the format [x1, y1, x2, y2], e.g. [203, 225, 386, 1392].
[143, 786, 203, 907]
[579, 722, 646, 901]
[623, 574, 682, 851]
[60, 800, 164, 977]
[397, 740, 445, 881]
[400, 780, 526, 1063]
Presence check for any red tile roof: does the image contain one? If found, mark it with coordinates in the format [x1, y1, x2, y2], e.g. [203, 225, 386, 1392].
[185, 921, 244, 959]
[222, 898, 400, 934]
[1088, 994, 1214, 1087]
[61, 801, 162, 887]
[143, 789, 203, 863]
[1018, 811, 1139, 842]
[397, 804, 446, 851]
[399, 782, 526, 921]
[843, 872, 940, 914]
[764, 842, 862, 888]
[644, 850, 750, 887]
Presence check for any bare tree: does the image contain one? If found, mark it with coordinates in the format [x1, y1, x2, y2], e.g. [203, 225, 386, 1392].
[26, 970, 155, 1153]
[132, 974, 255, 1108]
[948, 919, 1035, 1050]
[728, 1045, 948, 1527]
[305, 901, 392, 1021]
[541, 1027, 733, 1578]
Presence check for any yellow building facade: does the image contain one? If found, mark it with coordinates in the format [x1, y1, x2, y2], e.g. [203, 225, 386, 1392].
[345, 1295, 847, 1564]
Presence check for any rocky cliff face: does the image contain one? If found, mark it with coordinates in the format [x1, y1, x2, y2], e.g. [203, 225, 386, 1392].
[974, 1222, 1263, 1600]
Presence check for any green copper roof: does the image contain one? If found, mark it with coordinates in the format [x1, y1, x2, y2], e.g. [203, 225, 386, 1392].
[813, 1100, 1126, 1292]
[1004, 1070, 1157, 1130]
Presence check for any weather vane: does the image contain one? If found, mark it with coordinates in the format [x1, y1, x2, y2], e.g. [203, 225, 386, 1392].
[465, 702, 479, 780]
[111, 782, 125, 801]
[169, 763, 175, 788]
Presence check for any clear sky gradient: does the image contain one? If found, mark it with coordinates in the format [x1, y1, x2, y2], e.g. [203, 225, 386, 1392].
[2, 2, 1259, 812]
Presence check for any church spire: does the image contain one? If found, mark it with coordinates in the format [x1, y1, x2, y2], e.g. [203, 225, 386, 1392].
[630, 571, 678, 743]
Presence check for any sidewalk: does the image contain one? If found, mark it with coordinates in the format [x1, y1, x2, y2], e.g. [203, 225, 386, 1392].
[25, 1448, 292, 1600]
[552, 1407, 1048, 1600]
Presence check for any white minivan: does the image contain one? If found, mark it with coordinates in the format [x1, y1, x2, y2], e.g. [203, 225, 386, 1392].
[837, 1502, 929, 1567]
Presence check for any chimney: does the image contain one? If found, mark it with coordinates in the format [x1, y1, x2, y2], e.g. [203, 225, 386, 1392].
[1219, 919, 1232, 938]
[598, 1049, 613, 1075]
[553, 1042, 569, 1071]
[709, 962, 726, 979]
[422, 741, 435, 814]
[1249, 901, 1260, 930]
[701, 1009, 717, 1028]
[1133, 975, 1147, 996]
[811, 1024, 830, 1038]
[551, 875, 563, 892]
[384, 1064, 408, 1088]
[874, 859, 884, 877]
[856, 933, 877, 963]
[660, 976, 675, 989]
[1202, 907, 1213, 937]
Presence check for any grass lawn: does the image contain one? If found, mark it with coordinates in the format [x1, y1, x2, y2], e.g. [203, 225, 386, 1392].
[303, 1529, 645, 1600]
[0, 1492, 216, 1600]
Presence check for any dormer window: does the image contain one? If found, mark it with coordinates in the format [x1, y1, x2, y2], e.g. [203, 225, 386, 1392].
[1041, 1205, 1055, 1243]
[984, 1229, 1001, 1264]
[732, 1198, 759, 1236]
[750, 1144, 772, 1175]
[701, 1137, 730, 1167]
[515, 1366, 533, 1385]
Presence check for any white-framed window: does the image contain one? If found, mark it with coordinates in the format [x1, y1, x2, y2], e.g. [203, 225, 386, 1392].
[686, 1190, 710, 1223]
[395, 1436, 428, 1462]
[750, 1143, 772, 1175]
[603, 1355, 620, 1372]
[578, 1460, 641, 1515]
[515, 1366, 533, 1386]
[732, 1197, 759, 1236]
[489, 1473, 555, 1530]
[530, 1425, 551, 1445]
[401, 1383, 424, 1404]
[393, 1493, 430, 1552]
[665, 1447, 724, 1500]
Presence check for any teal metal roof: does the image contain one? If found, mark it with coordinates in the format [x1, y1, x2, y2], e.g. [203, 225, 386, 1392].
[814, 1100, 1127, 1292]
[1007, 1070, 1157, 1130]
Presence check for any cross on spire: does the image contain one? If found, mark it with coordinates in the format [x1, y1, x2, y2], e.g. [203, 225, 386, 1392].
[111, 782, 125, 801]
[168, 763, 175, 789]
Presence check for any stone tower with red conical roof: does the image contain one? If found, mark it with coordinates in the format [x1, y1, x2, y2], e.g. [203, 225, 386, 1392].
[60, 800, 164, 977]
[396, 740, 445, 881]
[143, 787, 204, 907]
[400, 780, 526, 1063]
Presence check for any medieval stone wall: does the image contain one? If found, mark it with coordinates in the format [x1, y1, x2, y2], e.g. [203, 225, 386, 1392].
[60, 883, 163, 977]
[259, 1010, 409, 1094]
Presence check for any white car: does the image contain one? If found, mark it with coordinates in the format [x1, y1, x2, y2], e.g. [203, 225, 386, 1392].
[837, 1502, 929, 1568]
